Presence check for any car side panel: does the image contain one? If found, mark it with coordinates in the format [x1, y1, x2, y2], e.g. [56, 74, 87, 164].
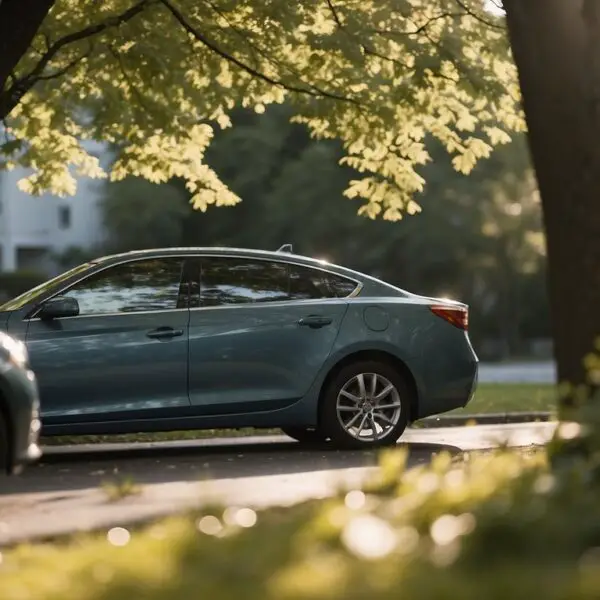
[25, 309, 191, 422]
[188, 300, 348, 412]
[42, 298, 477, 435]
[325, 299, 478, 419]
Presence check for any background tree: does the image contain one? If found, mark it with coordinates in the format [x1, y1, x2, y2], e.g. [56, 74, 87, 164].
[101, 176, 189, 253]
[0, 0, 596, 393]
[99, 105, 548, 357]
[503, 0, 600, 399]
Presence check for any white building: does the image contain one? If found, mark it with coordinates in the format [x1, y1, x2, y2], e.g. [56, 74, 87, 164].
[0, 144, 108, 275]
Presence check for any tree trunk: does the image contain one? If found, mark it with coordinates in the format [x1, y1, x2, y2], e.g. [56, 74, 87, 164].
[504, 0, 600, 402]
[0, 0, 54, 118]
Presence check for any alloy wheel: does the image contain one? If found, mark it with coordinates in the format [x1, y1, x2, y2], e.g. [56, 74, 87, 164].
[335, 372, 402, 441]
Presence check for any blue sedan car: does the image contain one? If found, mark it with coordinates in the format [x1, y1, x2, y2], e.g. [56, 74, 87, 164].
[0, 332, 42, 474]
[0, 246, 478, 449]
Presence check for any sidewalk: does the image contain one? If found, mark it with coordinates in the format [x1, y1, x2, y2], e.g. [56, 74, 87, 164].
[416, 411, 553, 428]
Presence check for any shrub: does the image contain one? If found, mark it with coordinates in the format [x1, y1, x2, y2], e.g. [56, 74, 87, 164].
[0, 270, 46, 301]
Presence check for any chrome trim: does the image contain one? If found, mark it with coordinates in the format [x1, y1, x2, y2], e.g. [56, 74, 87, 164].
[187, 298, 348, 314]
[27, 307, 190, 322]
[348, 282, 363, 298]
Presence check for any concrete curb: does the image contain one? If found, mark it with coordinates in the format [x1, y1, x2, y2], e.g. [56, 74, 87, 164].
[414, 411, 553, 428]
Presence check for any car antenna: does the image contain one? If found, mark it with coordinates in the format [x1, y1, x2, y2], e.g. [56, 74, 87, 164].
[277, 243, 293, 253]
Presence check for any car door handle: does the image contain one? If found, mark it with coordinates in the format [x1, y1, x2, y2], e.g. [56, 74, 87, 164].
[298, 316, 333, 329]
[146, 327, 184, 340]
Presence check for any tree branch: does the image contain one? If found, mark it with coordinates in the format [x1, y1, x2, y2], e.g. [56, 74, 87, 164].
[373, 12, 465, 38]
[324, 0, 411, 70]
[207, 0, 354, 103]
[35, 41, 93, 82]
[0, 0, 55, 97]
[453, 0, 505, 30]
[326, 0, 344, 29]
[422, 29, 479, 90]
[160, 0, 361, 105]
[107, 44, 152, 115]
[0, 0, 153, 118]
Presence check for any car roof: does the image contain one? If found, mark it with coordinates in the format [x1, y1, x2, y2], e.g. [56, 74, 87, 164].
[97, 246, 351, 275]
[96, 246, 323, 263]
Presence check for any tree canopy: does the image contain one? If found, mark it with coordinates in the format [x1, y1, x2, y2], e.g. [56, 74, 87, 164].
[0, 0, 522, 219]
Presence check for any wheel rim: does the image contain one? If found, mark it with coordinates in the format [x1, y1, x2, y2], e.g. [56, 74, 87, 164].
[335, 373, 402, 442]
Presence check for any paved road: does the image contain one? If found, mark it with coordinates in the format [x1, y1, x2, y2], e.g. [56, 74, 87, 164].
[478, 361, 556, 384]
[0, 422, 556, 546]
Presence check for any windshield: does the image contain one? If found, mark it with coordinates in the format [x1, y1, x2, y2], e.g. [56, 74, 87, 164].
[0, 262, 95, 312]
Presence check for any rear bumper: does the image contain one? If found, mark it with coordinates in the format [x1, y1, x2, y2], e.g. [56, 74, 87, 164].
[414, 336, 479, 420]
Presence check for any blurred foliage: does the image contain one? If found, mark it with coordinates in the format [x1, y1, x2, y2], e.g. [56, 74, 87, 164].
[0, 270, 47, 300]
[101, 476, 142, 502]
[52, 246, 100, 270]
[98, 105, 548, 355]
[101, 177, 190, 253]
[1, 0, 521, 218]
[4, 385, 600, 600]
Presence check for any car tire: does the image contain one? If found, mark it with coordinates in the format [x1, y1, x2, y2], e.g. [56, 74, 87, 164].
[0, 409, 8, 474]
[320, 360, 410, 449]
[281, 426, 328, 444]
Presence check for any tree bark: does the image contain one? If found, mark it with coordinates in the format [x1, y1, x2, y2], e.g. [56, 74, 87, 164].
[0, 0, 54, 117]
[503, 0, 600, 400]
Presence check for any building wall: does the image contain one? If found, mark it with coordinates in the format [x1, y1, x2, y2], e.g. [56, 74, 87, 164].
[0, 143, 109, 275]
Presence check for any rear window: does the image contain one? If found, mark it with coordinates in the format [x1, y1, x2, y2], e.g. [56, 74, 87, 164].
[289, 264, 358, 300]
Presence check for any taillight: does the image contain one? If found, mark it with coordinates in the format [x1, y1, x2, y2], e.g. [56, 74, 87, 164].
[430, 305, 469, 330]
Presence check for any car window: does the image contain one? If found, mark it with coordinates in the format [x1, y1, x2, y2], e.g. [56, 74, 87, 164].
[326, 272, 360, 297]
[200, 258, 289, 306]
[289, 264, 358, 299]
[59, 258, 187, 316]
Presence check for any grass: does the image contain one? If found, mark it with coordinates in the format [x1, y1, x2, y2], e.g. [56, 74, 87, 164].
[454, 382, 556, 415]
[39, 383, 556, 447]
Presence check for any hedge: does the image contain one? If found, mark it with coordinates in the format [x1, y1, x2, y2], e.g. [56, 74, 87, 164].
[0, 270, 46, 300]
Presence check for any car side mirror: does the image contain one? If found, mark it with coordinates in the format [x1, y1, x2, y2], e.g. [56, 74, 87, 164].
[38, 296, 80, 320]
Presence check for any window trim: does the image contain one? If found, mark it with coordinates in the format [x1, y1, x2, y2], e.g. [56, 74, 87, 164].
[195, 254, 362, 310]
[28, 256, 193, 320]
[26, 253, 362, 319]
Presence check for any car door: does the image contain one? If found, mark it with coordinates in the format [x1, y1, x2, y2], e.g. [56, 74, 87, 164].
[25, 256, 193, 422]
[188, 256, 356, 413]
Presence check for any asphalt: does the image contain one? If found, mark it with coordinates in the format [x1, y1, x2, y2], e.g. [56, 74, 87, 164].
[0, 422, 556, 546]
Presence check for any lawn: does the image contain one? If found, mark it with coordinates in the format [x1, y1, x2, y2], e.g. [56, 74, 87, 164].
[455, 382, 556, 415]
[40, 383, 556, 447]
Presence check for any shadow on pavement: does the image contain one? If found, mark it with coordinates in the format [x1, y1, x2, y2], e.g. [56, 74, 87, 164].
[0, 439, 462, 496]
